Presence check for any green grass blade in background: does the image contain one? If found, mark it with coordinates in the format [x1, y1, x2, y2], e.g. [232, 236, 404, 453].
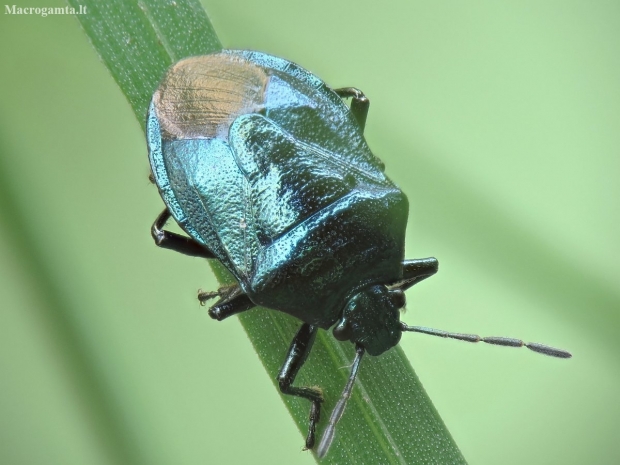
[0, 136, 146, 465]
[69, 0, 221, 121]
[68, 0, 466, 462]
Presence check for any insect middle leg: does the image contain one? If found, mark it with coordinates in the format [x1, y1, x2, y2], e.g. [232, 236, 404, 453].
[151, 208, 215, 259]
[199, 285, 256, 321]
[153, 208, 257, 319]
[334, 87, 370, 132]
[278, 323, 323, 450]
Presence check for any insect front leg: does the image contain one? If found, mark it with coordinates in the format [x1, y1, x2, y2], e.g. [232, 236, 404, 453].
[151, 208, 215, 259]
[334, 87, 370, 132]
[392, 257, 439, 291]
[278, 323, 323, 450]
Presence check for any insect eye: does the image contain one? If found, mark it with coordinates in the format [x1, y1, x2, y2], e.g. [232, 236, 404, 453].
[390, 289, 406, 309]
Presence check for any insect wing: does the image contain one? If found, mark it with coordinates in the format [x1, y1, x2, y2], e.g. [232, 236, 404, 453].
[147, 104, 260, 284]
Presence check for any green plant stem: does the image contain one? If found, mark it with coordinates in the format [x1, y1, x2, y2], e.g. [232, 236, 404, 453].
[69, 0, 467, 462]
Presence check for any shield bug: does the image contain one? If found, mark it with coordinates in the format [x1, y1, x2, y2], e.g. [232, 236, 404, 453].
[146, 50, 571, 457]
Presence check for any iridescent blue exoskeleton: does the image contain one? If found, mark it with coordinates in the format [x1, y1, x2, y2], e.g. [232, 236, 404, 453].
[146, 50, 571, 457]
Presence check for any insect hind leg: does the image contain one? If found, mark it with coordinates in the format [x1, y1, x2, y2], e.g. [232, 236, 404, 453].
[151, 208, 215, 259]
[334, 87, 369, 132]
[277, 323, 323, 450]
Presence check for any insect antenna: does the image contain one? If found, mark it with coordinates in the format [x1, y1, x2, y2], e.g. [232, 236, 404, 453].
[400, 323, 571, 358]
[316, 345, 365, 458]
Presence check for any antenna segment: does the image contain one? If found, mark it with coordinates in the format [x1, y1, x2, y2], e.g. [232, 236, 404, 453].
[401, 323, 572, 358]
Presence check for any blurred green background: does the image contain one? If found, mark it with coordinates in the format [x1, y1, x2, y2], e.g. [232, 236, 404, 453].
[0, 1, 618, 464]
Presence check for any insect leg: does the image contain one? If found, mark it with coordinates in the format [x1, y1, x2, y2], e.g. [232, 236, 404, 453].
[278, 323, 323, 450]
[391, 257, 439, 291]
[203, 290, 256, 321]
[334, 87, 370, 132]
[151, 208, 215, 259]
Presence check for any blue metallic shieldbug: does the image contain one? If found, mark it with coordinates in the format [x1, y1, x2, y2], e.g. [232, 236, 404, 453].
[146, 50, 571, 457]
